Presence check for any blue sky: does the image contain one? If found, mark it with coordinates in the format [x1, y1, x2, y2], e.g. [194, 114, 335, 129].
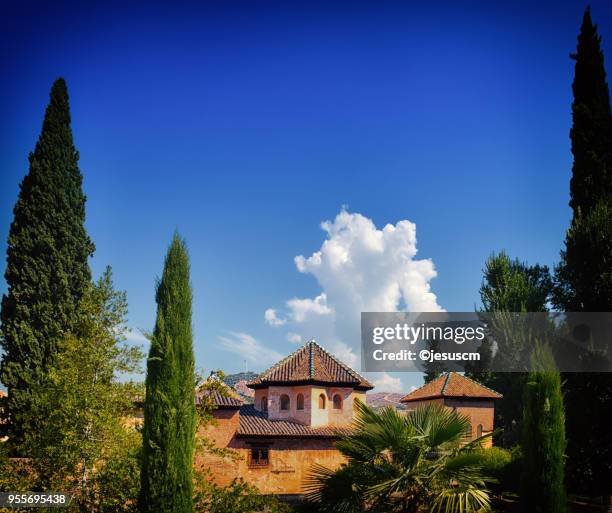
[2, 0, 611, 391]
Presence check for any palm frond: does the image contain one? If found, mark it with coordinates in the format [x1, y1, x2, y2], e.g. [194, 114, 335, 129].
[303, 463, 369, 513]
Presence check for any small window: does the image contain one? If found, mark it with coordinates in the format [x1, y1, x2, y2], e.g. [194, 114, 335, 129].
[477, 424, 483, 438]
[464, 423, 472, 440]
[319, 393, 326, 409]
[261, 396, 268, 412]
[249, 447, 269, 467]
[333, 394, 343, 410]
[296, 393, 304, 410]
[280, 394, 290, 411]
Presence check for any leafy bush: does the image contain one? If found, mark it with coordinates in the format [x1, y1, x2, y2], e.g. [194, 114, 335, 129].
[83, 436, 141, 513]
[475, 445, 522, 495]
[0, 444, 38, 513]
[195, 477, 294, 513]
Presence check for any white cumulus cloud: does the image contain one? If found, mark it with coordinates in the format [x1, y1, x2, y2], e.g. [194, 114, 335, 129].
[265, 208, 443, 376]
[264, 308, 286, 327]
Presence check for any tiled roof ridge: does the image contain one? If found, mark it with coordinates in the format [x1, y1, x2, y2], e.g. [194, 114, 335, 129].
[441, 372, 452, 394]
[313, 340, 370, 385]
[447, 371, 502, 398]
[247, 339, 372, 389]
[256, 341, 311, 381]
[309, 340, 315, 379]
[400, 371, 502, 402]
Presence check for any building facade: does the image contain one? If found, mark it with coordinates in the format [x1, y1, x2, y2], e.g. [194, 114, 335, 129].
[196, 340, 373, 496]
[197, 345, 502, 496]
[400, 372, 502, 447]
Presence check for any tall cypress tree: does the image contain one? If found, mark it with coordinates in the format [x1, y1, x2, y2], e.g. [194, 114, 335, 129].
[553, 8, 612, 499]
[140, 233, 196, 513]
[520, 364, 566, 513]
[569, 7, 612, 215]
[0, 78, 94, 448]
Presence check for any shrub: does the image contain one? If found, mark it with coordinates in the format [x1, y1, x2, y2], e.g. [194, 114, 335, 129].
[194, 477, 294, 513]
[85, 440, 141, 513]
[474, 446, 522, 495]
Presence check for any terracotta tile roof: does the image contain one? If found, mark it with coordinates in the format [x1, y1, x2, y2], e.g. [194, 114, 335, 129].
[247, 340, 373, 390]
[400, 372, 502, 402]
[197, 388, 244, 408]
[236, 405, 353, 438]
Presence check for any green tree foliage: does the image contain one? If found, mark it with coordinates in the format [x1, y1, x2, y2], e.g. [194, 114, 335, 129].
[84, 435, 142, 513]
[520, 364, 566, 513]
[305, 401, 494, 513]
[466, 251, 552, 446]
[480, 251, 552, 313]
[0, 78, 95, 448]
[194, 478, 294, 513]
[473, 446, 522, 496]
[553, 8, 612, 499]
[24, 268, 143, 495]
[422, 338, 449, 383]
[568, 8, 612, 215]
[140, 233, 196, 513]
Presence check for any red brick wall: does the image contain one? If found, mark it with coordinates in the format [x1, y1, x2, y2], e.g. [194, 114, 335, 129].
[402, 397, 496, 447]
[444, 398, 495, 445]
[196, 409, 345, 495]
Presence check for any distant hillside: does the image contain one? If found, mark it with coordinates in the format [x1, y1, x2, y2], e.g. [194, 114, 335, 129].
[366, 391, 407, 410]
[222, 372, 257, 403]
[223, 371, 257, 387]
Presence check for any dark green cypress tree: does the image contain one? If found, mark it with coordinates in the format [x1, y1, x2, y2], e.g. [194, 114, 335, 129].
[140, 233, 196, 513]
[553, 8, 612, 499]
[520, 366, 566, 513]
[0, 78, 94, 448]
[568, 7, 612, 215]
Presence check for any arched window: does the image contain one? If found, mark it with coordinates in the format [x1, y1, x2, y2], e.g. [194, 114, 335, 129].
[477, 424, 483, 438]
[318, 393, 326, 409]
[296, 393, 304, 410]
[261, 396, 268, 412]
[280, 394, 290, 411]
[465, 422, 472, 440]
[333, 394, 343, 410]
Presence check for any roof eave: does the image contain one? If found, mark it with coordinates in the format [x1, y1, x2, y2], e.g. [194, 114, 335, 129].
[236, 432, 343, 439]
[247, 379, 370, 390]
[400, 393, 502, 403]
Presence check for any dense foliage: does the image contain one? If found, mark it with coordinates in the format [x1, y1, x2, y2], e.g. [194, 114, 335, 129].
[567, 8, 612, 214]
[0, 269, 143, 512]
[305, 401, 494, 513]
[140, 233, 197, 513]
[520, 361, 566, 513]
[194, 477, 294, 513]
[473, 446, 522, 496]
[553, 8, 612, 499]
[24, 268, 143, 493]
[465, 251, 552, 446]
[0, 78, 94, 449]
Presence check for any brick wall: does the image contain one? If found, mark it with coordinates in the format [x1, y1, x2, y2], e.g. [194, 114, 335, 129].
[254, 385, 366, 428]
[402, 397, 496, 447]
[444, 398, 495, 446]
[196, 409, 345, 495]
